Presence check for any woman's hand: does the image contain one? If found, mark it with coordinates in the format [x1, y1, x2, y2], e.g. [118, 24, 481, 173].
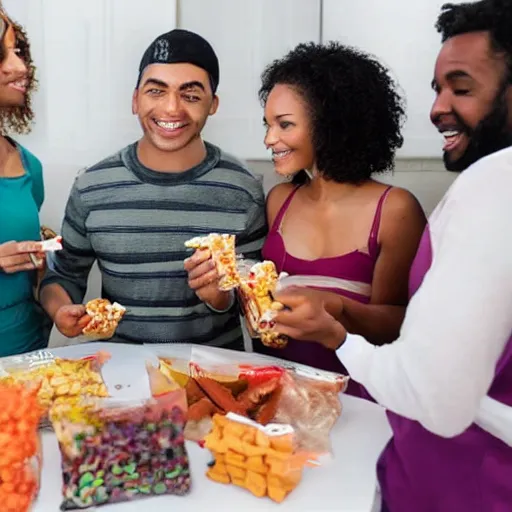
[273, 287, 347, 350]
[0, 240, 45, 274]
[184, 249, 233, 311]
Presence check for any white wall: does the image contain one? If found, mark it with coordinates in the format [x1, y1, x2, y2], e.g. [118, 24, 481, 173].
[322, 0, 468, 158]
[179, 0, 321, 160]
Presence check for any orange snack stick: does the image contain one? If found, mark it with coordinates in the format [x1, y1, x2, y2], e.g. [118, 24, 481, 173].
[204, 413, 308, 503]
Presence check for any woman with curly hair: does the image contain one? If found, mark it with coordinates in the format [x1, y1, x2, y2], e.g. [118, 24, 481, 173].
[256, 42, 426, 388]
[0, 6, 48, 356]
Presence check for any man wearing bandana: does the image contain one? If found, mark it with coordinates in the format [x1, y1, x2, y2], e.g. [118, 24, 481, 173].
[40, 29, 266, 348]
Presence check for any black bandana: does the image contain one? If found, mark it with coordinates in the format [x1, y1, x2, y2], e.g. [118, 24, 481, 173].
[137, 29, 219, 93]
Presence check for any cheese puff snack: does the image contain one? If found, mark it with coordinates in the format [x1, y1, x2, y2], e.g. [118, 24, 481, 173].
[0, 381, 43, 512]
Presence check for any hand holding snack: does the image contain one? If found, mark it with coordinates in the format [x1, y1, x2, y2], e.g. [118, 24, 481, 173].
[54, 304, 91, 338]
[81, 298, 126, 340]
[184, 248, 233, 311]
[273, 289, 347, 350]
[0, 240, 46, 273]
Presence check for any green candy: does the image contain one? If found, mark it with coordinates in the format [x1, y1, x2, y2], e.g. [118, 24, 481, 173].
[129, 472, 140, 480]
[124, 463, 137, 475]
[153, 482, 167, 495]
[96, 470, 105, 478]
[111, 464, 123, 476]
[165, 466, 182, 479]
[139, 485, 151, 494]
[78, 472, 94, 489]
[92, 478, 104, 488]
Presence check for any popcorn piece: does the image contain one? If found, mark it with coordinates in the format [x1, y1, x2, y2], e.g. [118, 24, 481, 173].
[40, 235, 63, 252]
[82, 298, 126, 340]
[185, 233, 240, 291]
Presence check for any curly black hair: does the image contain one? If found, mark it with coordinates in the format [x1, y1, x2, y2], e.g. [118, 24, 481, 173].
[436, 0, 512, 81]
[259, 42, 405, 184]
[0, 6, 37, 135]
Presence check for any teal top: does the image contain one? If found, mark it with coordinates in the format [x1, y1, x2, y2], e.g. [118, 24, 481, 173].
[0, 139, 46, 357]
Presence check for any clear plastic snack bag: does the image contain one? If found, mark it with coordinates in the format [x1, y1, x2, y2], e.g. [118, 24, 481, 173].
[189, 346, 348, 457]
[0, 381, 43, 512]
[235, 259, 289, 348]
[50, 364, 190, 509]
[0, 350, 110, 427]
[205, 413, 314, 503]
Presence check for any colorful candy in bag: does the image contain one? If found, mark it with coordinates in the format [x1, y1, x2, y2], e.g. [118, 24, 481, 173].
[0, 382, 43, 512]
[51, 364, 190, 509]
[205, 413, 311, 503]
[0, 350, 110, 421]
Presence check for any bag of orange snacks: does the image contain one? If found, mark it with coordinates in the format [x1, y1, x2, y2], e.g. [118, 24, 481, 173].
[0, 381, 43, 512]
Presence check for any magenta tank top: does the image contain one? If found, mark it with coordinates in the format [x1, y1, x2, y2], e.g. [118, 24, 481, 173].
[255, 185, 392, 397]
[378, 226, 512, 511]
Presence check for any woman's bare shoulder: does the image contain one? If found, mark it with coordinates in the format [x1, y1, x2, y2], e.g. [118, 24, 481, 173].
[266, 182, 296, 226]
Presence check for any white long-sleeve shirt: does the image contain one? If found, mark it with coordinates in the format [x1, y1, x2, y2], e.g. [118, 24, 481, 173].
[337, 146, 512, 439]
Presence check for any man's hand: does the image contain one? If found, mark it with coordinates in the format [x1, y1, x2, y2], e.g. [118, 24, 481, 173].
[273, 287, 347, 350]
[184, 249, 233, 311]
[54, 304, 91, 338]
[0, 240, 45, 274]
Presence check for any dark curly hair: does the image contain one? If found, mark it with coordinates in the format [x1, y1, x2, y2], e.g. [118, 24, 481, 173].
[436, 0, 512, 81]
[0, 6, 37, 135]
[259, 42, 405, 184]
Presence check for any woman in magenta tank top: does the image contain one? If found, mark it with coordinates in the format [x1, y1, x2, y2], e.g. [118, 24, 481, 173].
[255, 42, 426, 393]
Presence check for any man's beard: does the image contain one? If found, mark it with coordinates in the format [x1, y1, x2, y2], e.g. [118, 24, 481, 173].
[444, 90, 512, 172]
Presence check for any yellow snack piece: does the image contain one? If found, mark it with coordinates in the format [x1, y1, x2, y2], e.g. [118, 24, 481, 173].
[1, 356, 109, 415]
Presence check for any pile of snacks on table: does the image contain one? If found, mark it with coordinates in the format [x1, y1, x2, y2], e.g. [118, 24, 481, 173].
[0, 343, 347, 507]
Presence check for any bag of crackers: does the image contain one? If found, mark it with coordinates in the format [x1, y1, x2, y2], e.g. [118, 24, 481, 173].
[50, 364, 191, 510]
[0, 350, 110, 427]
[0, 381, 44, 512]
[205, 413, 315, 503]
[189, 345, 348, 457]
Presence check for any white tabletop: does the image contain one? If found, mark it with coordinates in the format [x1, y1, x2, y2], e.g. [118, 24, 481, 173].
[32, 343, 392, 512]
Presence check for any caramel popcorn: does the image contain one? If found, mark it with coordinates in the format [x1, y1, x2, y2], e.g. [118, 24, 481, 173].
[82, 298, 126, 340]
[238, 261, 288, 349]
[1, 357, 109, 412]
[185, 233, 240, 291]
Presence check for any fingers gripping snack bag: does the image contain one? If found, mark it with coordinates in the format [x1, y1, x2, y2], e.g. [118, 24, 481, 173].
[50, 364, 191, 510]
[82, 299, 126, 340]
[0, 382, 43, 512]
[185, 233, 240, 291]
[236, 260, 289, 349]
[205, 413, 311, 503]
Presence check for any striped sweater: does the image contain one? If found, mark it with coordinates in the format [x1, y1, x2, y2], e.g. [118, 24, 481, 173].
[41, 142, 267, 349]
